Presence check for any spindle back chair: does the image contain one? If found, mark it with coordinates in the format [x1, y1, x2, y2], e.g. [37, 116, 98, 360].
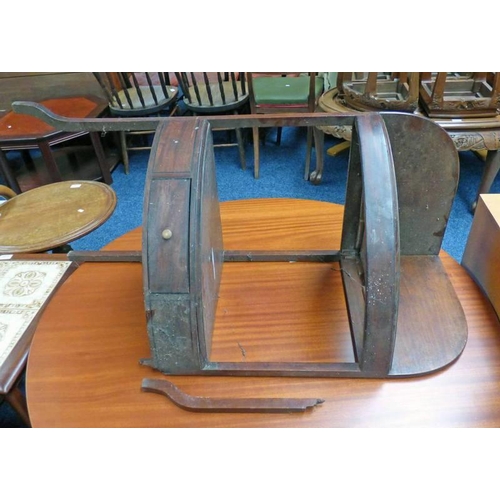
[93, 72, 179, 173]
[175, 72, 249, 170]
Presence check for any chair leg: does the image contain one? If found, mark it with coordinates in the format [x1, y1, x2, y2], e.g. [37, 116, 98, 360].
[309, 128, 325, 185]
[5, 386, 31, 427]
[252, 126, 260, 179]
[304, 127, 313, 180]
[90, 132, 113, 184]
[0, 148, 21, 193]
[38, 141, 63, 183]
[119, 131, 130, 175]
[235, 127, 246, 171]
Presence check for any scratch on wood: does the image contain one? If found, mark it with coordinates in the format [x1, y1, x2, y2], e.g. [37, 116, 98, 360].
[237, 342, 246, 358]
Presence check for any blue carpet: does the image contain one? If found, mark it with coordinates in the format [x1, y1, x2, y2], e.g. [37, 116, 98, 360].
[70, 126, 499, 262]
[1, 125, 499, 427]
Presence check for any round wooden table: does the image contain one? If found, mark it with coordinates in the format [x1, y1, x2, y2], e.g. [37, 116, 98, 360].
[0, 180, 116, 253]
[26, 198, 500, 427]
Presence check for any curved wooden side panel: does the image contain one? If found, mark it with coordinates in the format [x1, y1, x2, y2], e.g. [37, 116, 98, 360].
[382, 112, 459, 255]
[355, 114, 400, 375]
[142, 118, 222, 373]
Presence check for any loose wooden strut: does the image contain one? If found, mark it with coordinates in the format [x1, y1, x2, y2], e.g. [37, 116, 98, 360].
[141, 379, 324, 413]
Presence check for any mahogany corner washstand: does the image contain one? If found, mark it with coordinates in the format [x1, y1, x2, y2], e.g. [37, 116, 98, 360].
[11, 101, 470, 383]
[140, 112, 466, 379]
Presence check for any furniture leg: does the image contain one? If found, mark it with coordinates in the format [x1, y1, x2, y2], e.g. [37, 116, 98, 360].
[21, 150, 35, 169]
[309, 128, 324, 185]
[304, 126, 313, 180]
[119, 131, 130, 175]
[38, 141, 63, 183]
[252, 126, 260, 179]
[235, 127, 246, 171]
[89, 132, 113, 185]
[5, 385, 31, 427]
[0, 148, 21, 193]
[473, 149, 500, 211]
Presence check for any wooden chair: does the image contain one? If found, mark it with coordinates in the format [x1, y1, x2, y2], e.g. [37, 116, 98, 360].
[247, 72, 324, 179]
[174, 72, 249, 170]
[93, 72, 179, 173]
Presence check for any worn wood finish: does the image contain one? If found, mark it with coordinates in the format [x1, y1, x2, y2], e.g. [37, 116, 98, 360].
[25, 199, 500, 427]
[419, 72, 500, 118]
[0, 180, 116, 253]
[141, 378, 324, 413]
[11, 105, 466, 379]
[139, 112, 465, 378]
[342, 114, 400, 375]
[337, 72, 420, 112]
[462, 194, 500, 319]
[142, 118, 223, 372]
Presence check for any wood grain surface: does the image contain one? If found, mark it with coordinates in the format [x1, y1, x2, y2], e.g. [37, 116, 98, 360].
[26, 199, 500, 427]
[0, 180, 116, 253]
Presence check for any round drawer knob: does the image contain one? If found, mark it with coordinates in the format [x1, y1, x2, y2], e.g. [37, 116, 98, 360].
[162, 229, 173, 240]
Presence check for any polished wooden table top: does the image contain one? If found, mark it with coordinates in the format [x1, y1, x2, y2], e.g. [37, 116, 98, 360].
[0, 180, 116, 253]
[27, 198, 500, 427]
[0, 96, 108, 143]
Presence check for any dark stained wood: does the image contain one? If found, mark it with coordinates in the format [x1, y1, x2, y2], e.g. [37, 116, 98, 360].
[149, 121, 195, 176]
[141, 378, 324, 413]
[145, 179, 190, 293]
[25, 199, 500, 427]
[138, 112, 466, 379]
[195, 125, 223, 360]
[3, 105, 469, 378]
[142, 118, 223, 372]
[344, 114, 399, 375]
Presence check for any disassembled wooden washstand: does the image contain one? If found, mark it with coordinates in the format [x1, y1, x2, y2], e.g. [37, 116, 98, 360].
[12, 102, 468, 411]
